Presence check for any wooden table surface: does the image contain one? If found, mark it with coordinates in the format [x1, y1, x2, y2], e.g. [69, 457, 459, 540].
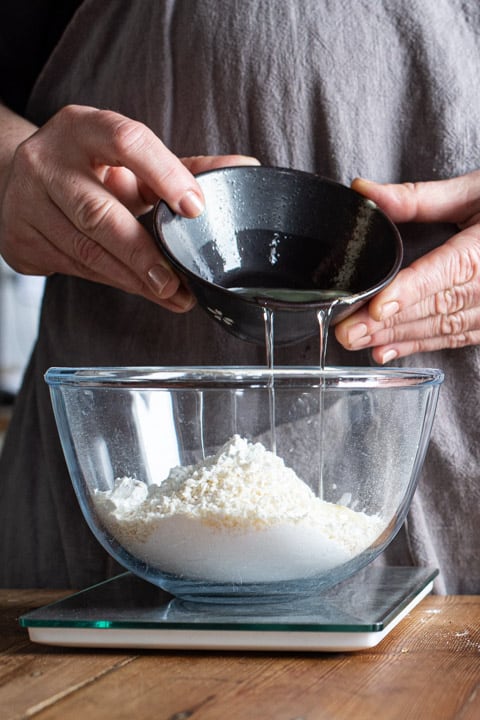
[1, 589, 479, 720]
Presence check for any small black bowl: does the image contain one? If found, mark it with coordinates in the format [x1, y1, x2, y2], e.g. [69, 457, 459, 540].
[153, 166, 403, 346]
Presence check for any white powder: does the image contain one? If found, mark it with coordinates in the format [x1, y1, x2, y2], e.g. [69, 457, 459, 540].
[94, 435, 385, 583]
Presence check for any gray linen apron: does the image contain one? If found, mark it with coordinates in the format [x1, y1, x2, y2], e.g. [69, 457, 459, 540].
[1, 0, 480, 592]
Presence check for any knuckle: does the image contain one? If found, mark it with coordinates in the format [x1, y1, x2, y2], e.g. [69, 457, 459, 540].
[409, 340, 425, 355]
[450, 333, 469, 349]
[71, 232, 105, 268]
[399, 182, 422, 218]
[439, 312, 467, 336]
[124, 239, 146, 270]
[56, 103, 83, 123]
[74, 192, 116, 236]
[155, 162, 178, 185]
[109, 115, 154, 157]
[51, 104, 89, 136]
[445, 245, 480, 286]
[379, 326, 398, 344]
[14, 136, 42, 173]
[435, 287, 463, 315]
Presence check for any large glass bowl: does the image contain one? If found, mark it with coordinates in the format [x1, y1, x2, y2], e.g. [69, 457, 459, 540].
[45, 366, 443, 603]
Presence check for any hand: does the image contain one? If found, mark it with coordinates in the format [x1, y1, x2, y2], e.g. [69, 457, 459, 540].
[334, 171, 480, 362]
[0, 104, 259, 312]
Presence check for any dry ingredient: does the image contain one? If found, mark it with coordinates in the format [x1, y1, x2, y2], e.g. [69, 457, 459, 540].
[93, 435, 385, 583]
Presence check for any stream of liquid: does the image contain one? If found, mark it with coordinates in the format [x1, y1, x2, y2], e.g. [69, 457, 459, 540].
[315, 304, 339, 498]
[242, 289, 346, 497]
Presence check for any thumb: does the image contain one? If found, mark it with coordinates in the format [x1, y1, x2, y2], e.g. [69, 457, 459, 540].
[351, 172, 480, 226]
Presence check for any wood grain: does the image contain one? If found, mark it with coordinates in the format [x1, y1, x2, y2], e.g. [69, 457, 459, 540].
[1, 591, 479, 720]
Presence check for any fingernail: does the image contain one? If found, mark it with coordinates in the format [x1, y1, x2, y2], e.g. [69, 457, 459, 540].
[351, 177, 377, 196]
[179, 190, 204, 217]
[148, 265, 172, 295]
[170, 289, 196, 311]
[350, 334, 372, 349]
[352, 177, 374, 190]
[380, 301, 400, 319]
[380, 348, 398, 364]
[346, 323, 368, 345]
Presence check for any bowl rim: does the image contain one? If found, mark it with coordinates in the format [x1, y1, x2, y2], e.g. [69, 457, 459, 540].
[152, 165, 404, 309]
[44, 366, 444, 390]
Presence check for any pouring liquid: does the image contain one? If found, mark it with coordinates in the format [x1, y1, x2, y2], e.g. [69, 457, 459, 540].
[230, 287, 346, 497]
[228, 288, 349, 305]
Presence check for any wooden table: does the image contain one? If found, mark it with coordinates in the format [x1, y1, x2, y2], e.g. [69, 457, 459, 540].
[1, 590, 479, 719]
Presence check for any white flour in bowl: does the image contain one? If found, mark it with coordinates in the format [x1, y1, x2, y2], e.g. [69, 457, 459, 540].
[93, 435, 385, 583]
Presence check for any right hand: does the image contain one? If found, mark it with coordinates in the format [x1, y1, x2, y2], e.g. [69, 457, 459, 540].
[0, 104, 259, 311]
[335, 173, 480, 361]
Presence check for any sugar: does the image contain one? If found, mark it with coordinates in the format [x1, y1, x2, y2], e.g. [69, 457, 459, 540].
[94, 435, 385, 583]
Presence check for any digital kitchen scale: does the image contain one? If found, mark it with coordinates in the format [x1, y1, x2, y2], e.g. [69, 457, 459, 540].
[20, 566, 437, 652]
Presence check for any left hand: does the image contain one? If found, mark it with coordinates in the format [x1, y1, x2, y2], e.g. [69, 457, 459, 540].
[335, 171, 480, 363]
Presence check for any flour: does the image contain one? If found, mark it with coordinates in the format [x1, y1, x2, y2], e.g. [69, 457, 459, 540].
[94, 435, 385, 583]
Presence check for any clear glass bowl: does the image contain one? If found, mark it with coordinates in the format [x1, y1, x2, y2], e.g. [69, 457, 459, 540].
[45, 366, 443, 603]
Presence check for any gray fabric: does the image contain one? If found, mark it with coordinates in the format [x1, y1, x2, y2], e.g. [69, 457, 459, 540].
[1, 0, 480, 592]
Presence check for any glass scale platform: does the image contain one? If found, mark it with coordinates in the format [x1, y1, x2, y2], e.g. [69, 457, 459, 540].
[20, 566, 437, 652]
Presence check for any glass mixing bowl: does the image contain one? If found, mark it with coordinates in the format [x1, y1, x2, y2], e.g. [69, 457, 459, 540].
[45, 366, 443, 603]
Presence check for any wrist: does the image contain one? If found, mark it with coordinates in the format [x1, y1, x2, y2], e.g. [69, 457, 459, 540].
[0, 102, 38, 194]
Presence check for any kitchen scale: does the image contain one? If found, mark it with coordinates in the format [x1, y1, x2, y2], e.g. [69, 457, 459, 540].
[20, 565, 437, 652]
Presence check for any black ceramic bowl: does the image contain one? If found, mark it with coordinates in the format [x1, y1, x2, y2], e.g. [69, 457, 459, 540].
[153, 166, 403, 346]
